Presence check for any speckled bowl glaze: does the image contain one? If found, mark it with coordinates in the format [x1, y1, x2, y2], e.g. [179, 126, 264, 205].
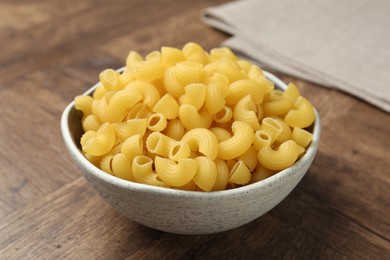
[61, 70, 320, 234]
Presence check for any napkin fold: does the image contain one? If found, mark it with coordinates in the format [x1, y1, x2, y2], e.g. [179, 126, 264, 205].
[203, 0, 390, 113]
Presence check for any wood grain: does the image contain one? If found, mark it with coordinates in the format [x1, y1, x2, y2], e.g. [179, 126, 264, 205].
[0, 0, 389, 259]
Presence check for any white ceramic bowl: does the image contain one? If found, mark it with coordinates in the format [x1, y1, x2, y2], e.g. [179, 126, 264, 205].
[61, 70, 320, 234]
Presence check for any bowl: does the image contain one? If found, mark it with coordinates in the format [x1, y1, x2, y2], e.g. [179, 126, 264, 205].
[61, 70, 320, 235]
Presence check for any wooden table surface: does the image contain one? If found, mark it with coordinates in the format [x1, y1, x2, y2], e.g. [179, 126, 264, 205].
[1, 0, 389, 259]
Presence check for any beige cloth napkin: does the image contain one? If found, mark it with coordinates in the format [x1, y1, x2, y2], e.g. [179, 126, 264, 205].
[203, 0, 390, 113]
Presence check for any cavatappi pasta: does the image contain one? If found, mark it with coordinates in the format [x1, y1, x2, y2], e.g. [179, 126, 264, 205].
[74, 43, 316, 191]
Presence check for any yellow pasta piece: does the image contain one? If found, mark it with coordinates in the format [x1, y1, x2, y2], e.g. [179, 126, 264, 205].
[163, 66, 185, 98]
[108, 142, 122, 156]
[182, 42, 208, 64]
[179, 104, 213, 130]
[258, 140, 305, 170]
[206, 71, 229, 85]
[291, 127, 313, 148]
[253, 130, 272, 151]
[250, 166, 276, 183]
[217, 59, 245, 82]
[261, 117, 283, 143]
[226, 79, 264, 105]
[147, 113, 167, 132]
[126, 51, 143, 71]
[161, 46, 186, 67]
[238, 145, 258, 171]
[80, 130, 96, 148]
[164, 118, 185, 141]
[262, 97, 294, 117]
[213, 106, 233, 123]
[82, 114, 101, 132]
[257, 103, 264, 122]
[113, 119, 147, 140]
[212, 159, 229, 191]
[247, 64, 264, 78]
[264, 89, 283, 102]
[256, 76, 274, 95]
[111, 153, 134, 181]
[103, 90, 116, 103]
[233, 95, 261, 131]
[283, 83, 300, 102]
[132, 155, 169, 187]
[119, 68, 137, 87]
[218, 121, 254, 160]
[209, 47, 238, 62]
[107, 89, 142, 122]
[155, 157, 198, 186]
[74, 95, 93, 116]
[169, 141, 191, 161]
[210, 127, 232, 142]
[205, 82, 230, 114]
[271, 116, 292, 143]
[151, 78, 167, 97]
[127, 103, 153, 120]
[153, 93, 179, 119]
[285, 96, 316, 128]
[229, 161, 251, 185]
[82, 123, 116, 157]
[146, 132, 176, 157]
[92, 98, 110, 123]
[179, 83, 206, 110]
[204, 51, 211, 66]
[237, 60, 253, 73]
[121, 134, 143, 161]
[181, 128, 219, 160]
[135, 57, 165, 82]
[100, 154, 114, 174]
[92, 83, 107, 99]
[146, 51, 161, 61]
[99, 69, 121, 90]
[174, 61, 204, 86]
[248, 69, 274, 95]
[125, 80, 161, 109]
[204, 62, 219, 77]
[193, 156, 218, 191]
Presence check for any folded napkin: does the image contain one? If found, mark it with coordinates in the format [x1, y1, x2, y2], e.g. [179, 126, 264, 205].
[203, 0, 390, 113]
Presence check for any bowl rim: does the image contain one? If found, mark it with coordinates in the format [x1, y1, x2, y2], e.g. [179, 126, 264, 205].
[61, 69, 320, 198]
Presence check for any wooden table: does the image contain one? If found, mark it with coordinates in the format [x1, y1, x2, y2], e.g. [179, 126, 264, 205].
[1, 0, 389, 258]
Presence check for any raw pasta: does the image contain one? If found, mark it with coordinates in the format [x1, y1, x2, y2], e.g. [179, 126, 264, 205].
[218, 121, 254, 160]
[179, 83, 207, 111]
[193, 156, 218, 191]
[74, 43, 316, 191]
[132, 155, 168, 187]
[152, 93, 180, 120]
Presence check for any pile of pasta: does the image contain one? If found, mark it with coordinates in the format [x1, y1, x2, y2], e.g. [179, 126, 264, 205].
[74, 43, 315, 191]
